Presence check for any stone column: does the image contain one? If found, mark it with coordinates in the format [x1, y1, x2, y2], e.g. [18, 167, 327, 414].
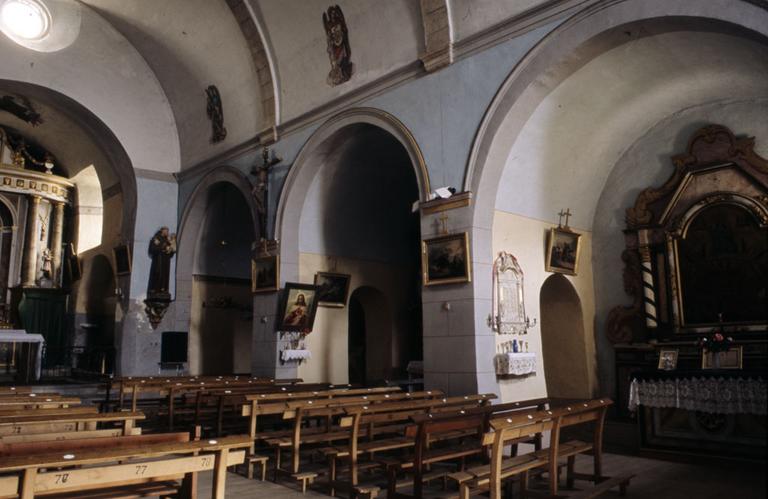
[50, 202, 65, 287]
[20, 195, 41, 287]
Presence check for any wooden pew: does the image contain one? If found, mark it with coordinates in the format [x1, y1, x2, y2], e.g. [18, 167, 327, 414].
[0, 434, 252, 498]
[453, 398, 627, 499]
[0, 387, 32, 396]
[276, 394, 496, 494]
[323, 394, 501, 498]
[0, 411, 145, 440]
[380, 398, 553, 498]
[0, 396, 81, 410]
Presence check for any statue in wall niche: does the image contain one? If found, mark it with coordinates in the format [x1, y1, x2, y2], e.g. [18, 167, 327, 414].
[147, 227, 177, 300]
[145, 227, 176, 330]
[323, 5, 354, 86]
[205, 85, 227, 143]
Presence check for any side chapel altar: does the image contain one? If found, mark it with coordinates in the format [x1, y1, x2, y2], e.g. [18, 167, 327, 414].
[607, 125, 768, 460]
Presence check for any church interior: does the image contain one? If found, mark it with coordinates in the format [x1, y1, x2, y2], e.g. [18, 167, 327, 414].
[0, 0, 765, 497]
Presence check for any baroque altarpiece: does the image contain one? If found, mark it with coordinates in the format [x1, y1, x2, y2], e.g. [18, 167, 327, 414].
[608, 125, 767, 458]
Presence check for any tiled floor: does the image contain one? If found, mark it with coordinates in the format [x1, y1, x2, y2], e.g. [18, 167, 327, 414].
[197, 451, 767, 498]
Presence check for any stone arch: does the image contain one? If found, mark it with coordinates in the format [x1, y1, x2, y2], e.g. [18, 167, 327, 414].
[175, 166, 259, 374]
[461, 0, 768, 397]
[275, 107, 430, 277]
[539, 274, 593, 398]
[465, 0, 768, 232]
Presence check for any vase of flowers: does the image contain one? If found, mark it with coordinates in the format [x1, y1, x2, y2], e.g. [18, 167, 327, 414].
[698, 330, 733, 369]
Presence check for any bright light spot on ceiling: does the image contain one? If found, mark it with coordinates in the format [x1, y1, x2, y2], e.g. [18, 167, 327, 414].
[1, 0, 50, 40]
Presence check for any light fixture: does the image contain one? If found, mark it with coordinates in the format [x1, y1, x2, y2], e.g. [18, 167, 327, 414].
[1, 0, 50, 40]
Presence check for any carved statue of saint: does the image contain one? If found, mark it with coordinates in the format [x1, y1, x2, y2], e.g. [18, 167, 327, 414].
[147, 227, 176, 298]
[323, 5, 354, 86]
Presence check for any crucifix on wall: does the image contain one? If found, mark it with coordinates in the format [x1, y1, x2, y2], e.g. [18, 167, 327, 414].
[251, 147, 281, 240]
[558, 208, 572, 229]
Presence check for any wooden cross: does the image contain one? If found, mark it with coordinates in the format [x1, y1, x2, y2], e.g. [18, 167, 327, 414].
[438, 212, 449, 235]
[558, 208, 572, 228]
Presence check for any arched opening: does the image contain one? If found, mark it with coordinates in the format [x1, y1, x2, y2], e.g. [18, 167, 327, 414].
[186, 181, 256, 375]
[277, 111, 425, 385]
[0, 199, 14, 323]
[467, 3, 768, 400]
[348, 286, 394, 385]
[539, 274, 591, 398]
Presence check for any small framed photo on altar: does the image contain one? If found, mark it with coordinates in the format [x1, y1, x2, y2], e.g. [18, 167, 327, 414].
[702, 346, 743, 369]
[545, 228, 581, 276]
[657, 349, 678, 370]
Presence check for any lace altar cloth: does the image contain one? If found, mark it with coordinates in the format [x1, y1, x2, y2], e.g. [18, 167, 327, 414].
[494, 352, 536, 376]
[281, 349, 312, 362]
[628, 374, 767, 415]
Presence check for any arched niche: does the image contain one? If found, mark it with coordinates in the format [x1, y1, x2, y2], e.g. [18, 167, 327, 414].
[271, 108, 426, 384]
[176, 167, 259, 375]
[539, 274, 592, 399]
[348, 286, 394, 385]
[276, 107, 430, 269]
[466, 0, 768, 398]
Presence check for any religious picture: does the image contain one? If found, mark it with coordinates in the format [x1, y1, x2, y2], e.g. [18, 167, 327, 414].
[421, 232, 471, 286]
[545, 228, 581, 276]
[277, 282, 320, 332]
[702, 346, 743, 370]
[657, 349, 678, 370]
[113, 244, 132, 276]
[323, 5, 354, 86]
[314, 271, 351, 307]
[147, 227, 177, 299]
[252, 254, 279, 293]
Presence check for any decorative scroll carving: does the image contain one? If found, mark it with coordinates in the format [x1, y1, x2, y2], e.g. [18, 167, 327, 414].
[609, 125, 768, 344]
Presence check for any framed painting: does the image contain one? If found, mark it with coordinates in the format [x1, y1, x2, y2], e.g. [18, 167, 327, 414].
[702, 346, 743, 369]
[657, 349, 678, 370]
[314, 271, 351, 308]
[113, 244, 132, 276]
[421, 232, 471, 286]
[251, 254, 279, 293]
[545, 228, 582, 276]
[277, 282, 320, 332]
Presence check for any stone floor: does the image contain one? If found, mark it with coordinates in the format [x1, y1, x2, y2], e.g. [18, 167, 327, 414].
[196, 451, 767, 498]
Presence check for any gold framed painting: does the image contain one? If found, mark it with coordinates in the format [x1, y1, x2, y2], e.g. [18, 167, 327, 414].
[421, 232, 471, 286]
[314, 272, 351, 308]
[251, 254, 279, 293]
[657, 349, 678, 370]
[545, 227, 581, 276]
[702, 346, 743, 369]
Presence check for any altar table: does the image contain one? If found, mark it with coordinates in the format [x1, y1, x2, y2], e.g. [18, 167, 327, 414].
[0, 330, 45, 381]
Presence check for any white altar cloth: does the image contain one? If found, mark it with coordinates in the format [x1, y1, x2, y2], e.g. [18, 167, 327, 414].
[0, 330, 45, 380]
[494, 352, 536, 376]
[281, 349, 312, 362]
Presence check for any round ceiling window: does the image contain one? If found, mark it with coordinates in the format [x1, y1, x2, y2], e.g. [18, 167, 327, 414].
[1, 0, 50, 40]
